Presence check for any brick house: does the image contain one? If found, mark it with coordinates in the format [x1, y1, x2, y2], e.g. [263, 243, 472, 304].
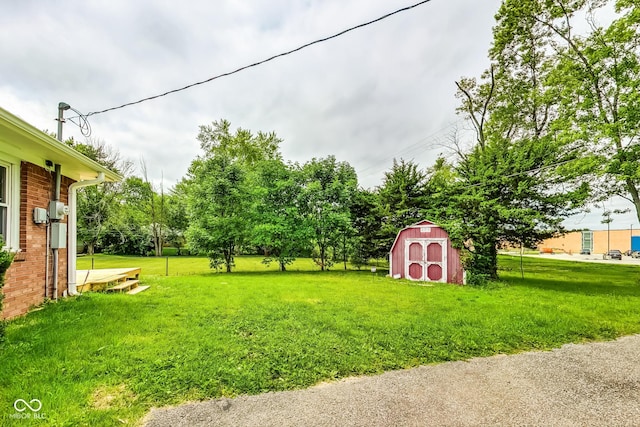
[0, 107, 119, 319]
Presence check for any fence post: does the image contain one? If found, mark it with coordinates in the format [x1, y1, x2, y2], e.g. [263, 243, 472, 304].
[166, 256, 169, 276]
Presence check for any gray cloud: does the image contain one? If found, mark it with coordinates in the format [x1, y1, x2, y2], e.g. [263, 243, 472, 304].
[1, 0, 634, 229]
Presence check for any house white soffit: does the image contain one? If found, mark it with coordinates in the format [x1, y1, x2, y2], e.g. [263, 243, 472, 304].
[0, 107, 120, 182]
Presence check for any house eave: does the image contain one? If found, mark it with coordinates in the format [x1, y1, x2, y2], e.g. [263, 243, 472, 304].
[0, 107, 121, 182]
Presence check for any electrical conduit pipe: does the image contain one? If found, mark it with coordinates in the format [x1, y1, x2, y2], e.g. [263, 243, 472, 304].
[67, 172, 105, 296]
[52, 164, 61, 299]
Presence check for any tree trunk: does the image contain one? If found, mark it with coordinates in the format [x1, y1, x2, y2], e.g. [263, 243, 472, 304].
[625, 179, 640, 225]
[224, 245, 233, 273]
[343, 234, 348, 270]
[154, 235, 162, 257]
[465, 233, 499, 283]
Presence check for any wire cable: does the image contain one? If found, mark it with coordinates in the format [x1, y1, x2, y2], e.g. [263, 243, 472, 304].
[67, 107, 92, 137]
[356, 119, 465, 178]
[86, 0, 433, 117]
[459, 158, 580, 189]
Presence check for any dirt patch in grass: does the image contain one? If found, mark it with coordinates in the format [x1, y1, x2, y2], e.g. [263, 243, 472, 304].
[91, 384, 136, 410]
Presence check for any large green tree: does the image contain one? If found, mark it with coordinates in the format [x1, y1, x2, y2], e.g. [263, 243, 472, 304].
[165, 180, 190, 255]
[102, 176, 154, 256]
[197, 119, 282, 165]
[252, 159, 312, 271]
[140, 160, 166, 257]
[67, 138, 131, 255]
[447, 0, 592, 281]
[186, 155, 251, 272]
[185, 119, 285, 271]
[492, 0, 640, 220]
[299, 156, 357, 271]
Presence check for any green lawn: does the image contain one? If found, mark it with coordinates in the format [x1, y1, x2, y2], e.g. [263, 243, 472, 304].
[75, 254, 341, 276]
[1, 255, 639, 426]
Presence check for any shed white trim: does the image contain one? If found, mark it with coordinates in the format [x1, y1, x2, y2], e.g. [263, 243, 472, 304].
[403, 238, 448, 282]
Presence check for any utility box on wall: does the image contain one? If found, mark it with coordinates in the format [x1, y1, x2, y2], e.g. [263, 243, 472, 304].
[33, 207, 47, 224]
[49, 201, 68, 220]
[51, 223, 67, 248]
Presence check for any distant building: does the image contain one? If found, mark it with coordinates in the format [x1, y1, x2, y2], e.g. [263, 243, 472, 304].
[537, 229, 637, 255]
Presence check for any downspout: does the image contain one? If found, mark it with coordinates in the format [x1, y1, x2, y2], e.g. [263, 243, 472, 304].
[67, 172, 105, 296]
[45, 220, 50, 298]
[52, 164, 61, 300]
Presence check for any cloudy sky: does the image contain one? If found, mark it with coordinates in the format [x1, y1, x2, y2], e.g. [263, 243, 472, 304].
[1, 0, 637, 231]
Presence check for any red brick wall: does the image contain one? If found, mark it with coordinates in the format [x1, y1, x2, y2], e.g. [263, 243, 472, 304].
[2, 162, 72, 319]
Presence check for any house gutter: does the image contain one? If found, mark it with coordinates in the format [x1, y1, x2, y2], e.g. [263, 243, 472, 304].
[67, 172, 105, 296]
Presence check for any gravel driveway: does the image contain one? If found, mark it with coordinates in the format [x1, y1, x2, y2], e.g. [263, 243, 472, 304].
[143, 335, 640, 426]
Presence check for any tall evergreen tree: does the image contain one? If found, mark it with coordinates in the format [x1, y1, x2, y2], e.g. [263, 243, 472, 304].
[349, 188, 386, 266]
[447, 0, 593, 281]
[377, 158, 428, 250]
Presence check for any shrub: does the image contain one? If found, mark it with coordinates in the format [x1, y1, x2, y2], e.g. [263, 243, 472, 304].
[0, 242, 15, 341]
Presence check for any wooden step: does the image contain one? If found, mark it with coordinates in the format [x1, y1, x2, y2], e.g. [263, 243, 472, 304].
[106, 279, 139, 293]
[91, 274, 128, 285]
[77, 268, 142, 293]
[127, 285, 150, 295]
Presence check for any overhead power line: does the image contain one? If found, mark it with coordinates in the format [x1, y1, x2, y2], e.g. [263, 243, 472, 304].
[461, 158, 579, 189]
[87, 0, 433, 117]
[357, 119, 465, 178]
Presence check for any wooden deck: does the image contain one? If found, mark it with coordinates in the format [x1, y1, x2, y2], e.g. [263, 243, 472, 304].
[76, 268, 149, 294]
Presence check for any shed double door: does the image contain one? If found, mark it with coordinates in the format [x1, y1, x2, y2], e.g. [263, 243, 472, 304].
[404, 239, 447, 282]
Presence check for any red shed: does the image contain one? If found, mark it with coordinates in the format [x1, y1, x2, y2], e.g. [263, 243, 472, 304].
[389, 220, 464, 284]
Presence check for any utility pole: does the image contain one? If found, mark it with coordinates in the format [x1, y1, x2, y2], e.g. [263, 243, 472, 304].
[49, 102, 71, 300]
[601, 210, 612, 257]
[56, 102, 71, 141]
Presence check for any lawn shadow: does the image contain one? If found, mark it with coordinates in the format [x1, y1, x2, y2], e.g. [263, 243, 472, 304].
[499, 256, 640, 297]
[506, 275, 640, 297]
[197, 268, 390, 278]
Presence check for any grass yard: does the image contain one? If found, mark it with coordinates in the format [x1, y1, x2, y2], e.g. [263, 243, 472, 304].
[75, 254, 344, 276]
[1, 255, 640, 426]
